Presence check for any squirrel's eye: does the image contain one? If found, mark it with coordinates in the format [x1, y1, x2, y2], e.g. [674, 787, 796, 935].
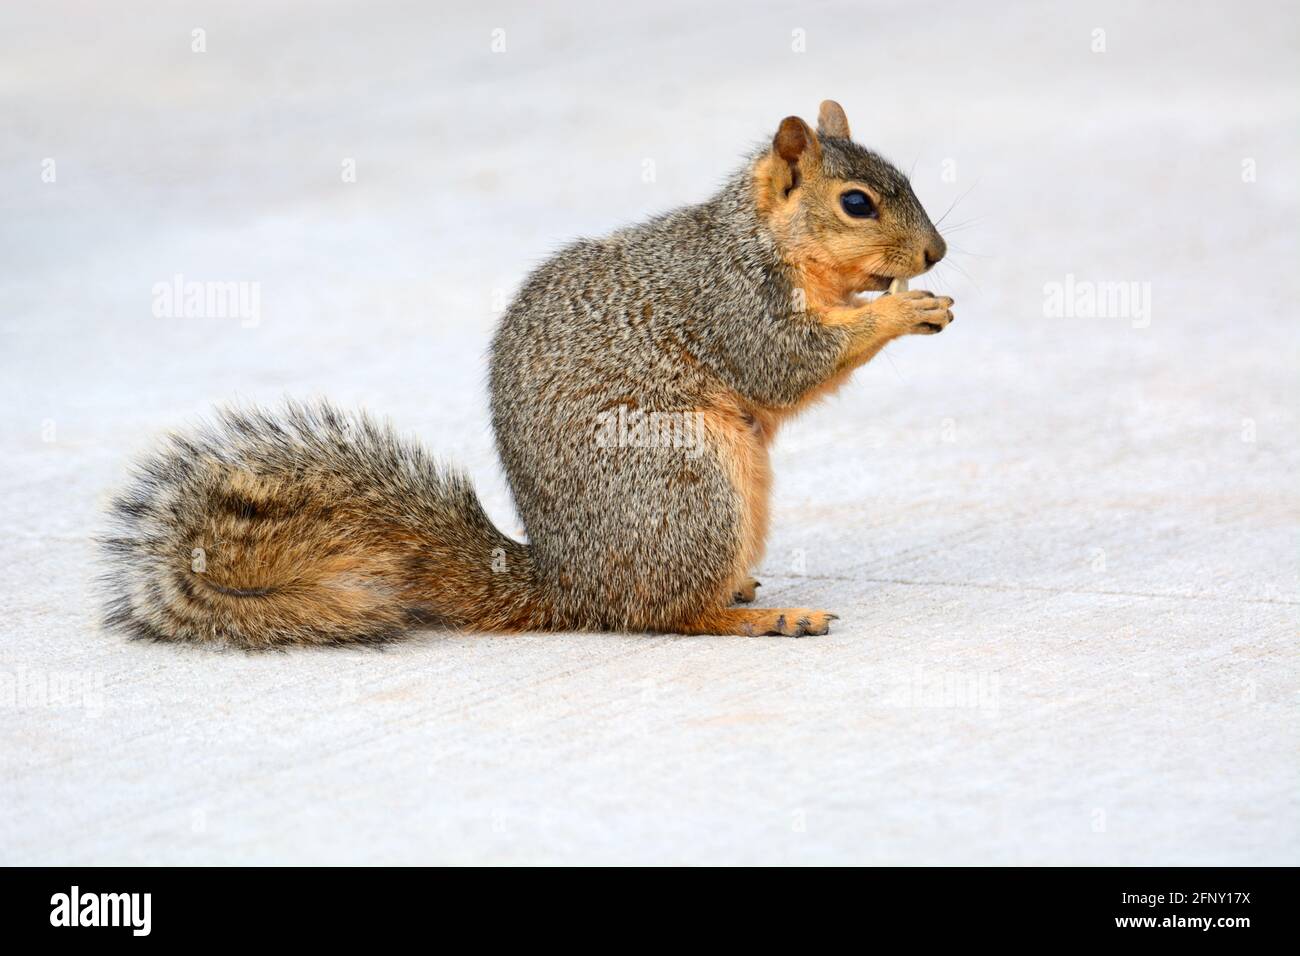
[840, 189, 877, 219]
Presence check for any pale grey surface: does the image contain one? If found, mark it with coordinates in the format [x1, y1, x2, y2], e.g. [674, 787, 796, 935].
[1, 0, 1296, 865]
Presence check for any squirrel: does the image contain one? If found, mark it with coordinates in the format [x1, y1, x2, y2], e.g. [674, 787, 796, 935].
[102, 100, 953, 648]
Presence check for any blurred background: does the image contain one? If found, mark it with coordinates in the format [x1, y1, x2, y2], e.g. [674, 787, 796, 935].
[1, 1, 1296, 864]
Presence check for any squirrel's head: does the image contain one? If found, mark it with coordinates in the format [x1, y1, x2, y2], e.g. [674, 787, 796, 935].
[753, 100, 946, 305]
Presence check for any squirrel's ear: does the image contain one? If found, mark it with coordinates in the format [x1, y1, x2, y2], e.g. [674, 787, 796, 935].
[817, 100, 851, 139]
[771, 116, 821, 192]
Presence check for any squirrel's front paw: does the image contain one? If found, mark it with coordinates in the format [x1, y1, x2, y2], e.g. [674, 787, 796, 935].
[877, 289, 955, 336]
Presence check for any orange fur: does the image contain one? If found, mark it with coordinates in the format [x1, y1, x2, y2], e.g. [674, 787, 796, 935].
[702, 397, 773, 598]
[676, 606, 836, 637]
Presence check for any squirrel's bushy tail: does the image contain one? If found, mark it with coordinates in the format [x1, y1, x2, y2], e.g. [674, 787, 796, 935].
[101, 401, 544, 649]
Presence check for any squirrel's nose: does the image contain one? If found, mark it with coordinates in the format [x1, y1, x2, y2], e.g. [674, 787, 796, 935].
[923, 235, 947, 269]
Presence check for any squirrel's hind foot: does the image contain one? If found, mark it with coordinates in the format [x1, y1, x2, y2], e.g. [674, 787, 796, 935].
[675, 607, 837, 638]
[732, 577, 761, 604]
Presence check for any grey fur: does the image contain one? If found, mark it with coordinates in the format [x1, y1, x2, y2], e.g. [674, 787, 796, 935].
[102, 130, 937, 645]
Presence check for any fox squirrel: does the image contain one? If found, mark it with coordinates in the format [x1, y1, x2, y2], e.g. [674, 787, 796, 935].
[103, 100, 953, 648]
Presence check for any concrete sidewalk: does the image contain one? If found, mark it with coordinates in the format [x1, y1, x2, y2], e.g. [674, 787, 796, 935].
[1, 0, 1296, 864]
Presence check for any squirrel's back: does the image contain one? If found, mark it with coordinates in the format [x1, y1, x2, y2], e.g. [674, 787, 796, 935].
[487, 174, 798, 629]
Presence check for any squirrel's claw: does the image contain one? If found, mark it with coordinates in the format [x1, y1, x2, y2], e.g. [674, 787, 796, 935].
[733, 577, 761, 604]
